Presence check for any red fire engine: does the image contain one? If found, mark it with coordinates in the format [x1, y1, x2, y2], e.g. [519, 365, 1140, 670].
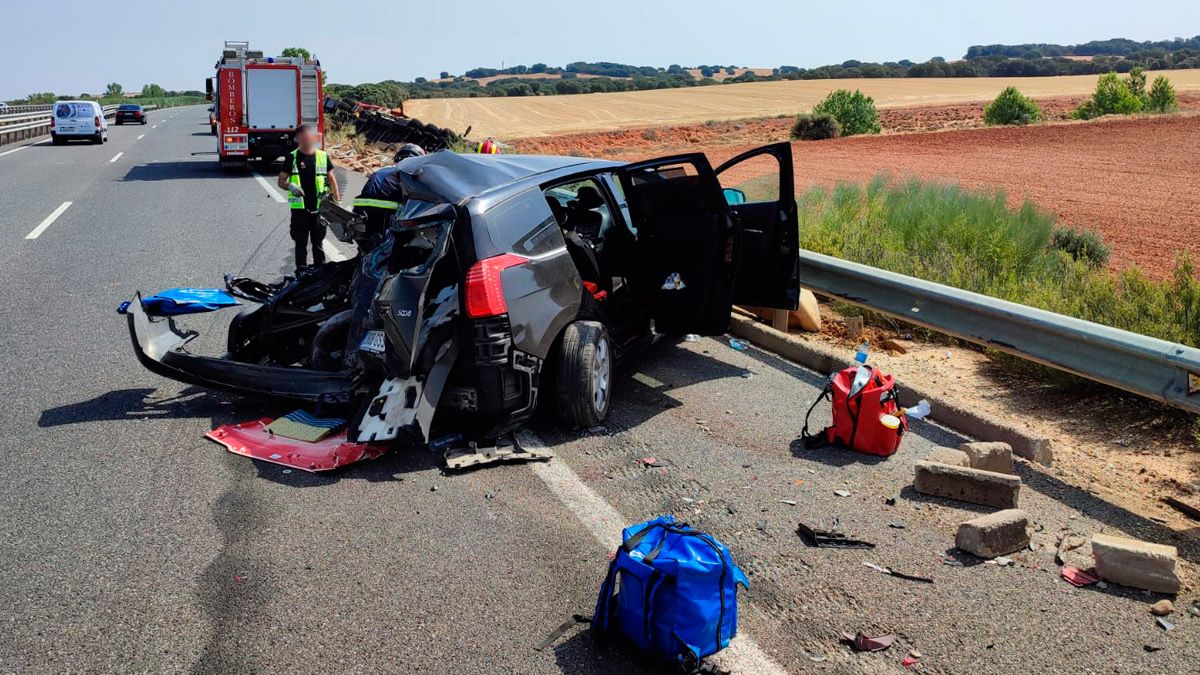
[205, 41, 324, 169]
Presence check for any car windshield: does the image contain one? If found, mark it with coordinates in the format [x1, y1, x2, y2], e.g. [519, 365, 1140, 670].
[118, 104, 140, 111]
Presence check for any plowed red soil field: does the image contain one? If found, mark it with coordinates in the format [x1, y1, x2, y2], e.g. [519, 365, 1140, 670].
[513, 102, 1200, 278]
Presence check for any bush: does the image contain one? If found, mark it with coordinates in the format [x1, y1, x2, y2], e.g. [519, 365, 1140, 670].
[983, 86, 1042, 125]
[790, 113, 841, 140]
[343, 82, 408, 108]
[1147, 75, 1179, 113]
[796, 176, 1200, 350]
[1051, 227, 1110, 267]
[812, 89, 881, 136]
[1072, 72, 1143, 119]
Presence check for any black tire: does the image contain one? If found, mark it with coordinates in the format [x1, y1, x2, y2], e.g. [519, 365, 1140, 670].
[555, 321, 613, 427]
[92, 133, 103, 145]
[116, 120, 122, 125]
[51, 135, 63, 145]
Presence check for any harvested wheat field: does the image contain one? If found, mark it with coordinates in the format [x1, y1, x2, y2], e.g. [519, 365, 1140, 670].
[408, 70, 1200, 139]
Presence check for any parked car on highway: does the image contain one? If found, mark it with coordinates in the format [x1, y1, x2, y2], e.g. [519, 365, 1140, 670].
[114, 103, 147, 125]
[0, 102, 9, 111]
[50, 100, 107, 144]
[126, 146, 798, 447]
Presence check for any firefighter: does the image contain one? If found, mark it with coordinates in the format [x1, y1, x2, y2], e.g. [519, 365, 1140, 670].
[277, 124, 341, 272]
[351, 143, 426, 251]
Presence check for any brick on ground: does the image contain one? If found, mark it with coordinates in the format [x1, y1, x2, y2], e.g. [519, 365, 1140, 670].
[927, 447, 970, 467]
[959, 441, 1015, 474]
[1091, 533, 1181, 594]
[913, 461, 1021, 509]
[956, 509, 1029, 558]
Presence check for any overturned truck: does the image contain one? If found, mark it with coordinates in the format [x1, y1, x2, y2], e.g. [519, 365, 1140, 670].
[125, 147, 800, 469]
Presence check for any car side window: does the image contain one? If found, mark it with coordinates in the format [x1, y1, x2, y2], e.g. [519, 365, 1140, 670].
[542, 177, 615, 242]
[486, 189, 564, 257]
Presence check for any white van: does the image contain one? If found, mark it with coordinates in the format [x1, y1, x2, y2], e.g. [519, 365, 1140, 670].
[50, 100, 108, 144]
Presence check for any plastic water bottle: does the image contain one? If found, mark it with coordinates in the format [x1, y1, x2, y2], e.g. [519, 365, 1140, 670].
[854, 341, 869, 364]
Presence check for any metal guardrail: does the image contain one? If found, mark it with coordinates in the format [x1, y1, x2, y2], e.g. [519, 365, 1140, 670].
[0, 105, 157, 144]
[796, 250, 1200, 414]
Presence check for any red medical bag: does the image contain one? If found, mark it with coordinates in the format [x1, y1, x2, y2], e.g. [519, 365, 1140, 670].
[802, 366, 907, 457]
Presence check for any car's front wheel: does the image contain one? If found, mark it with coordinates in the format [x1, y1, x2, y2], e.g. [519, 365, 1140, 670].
[555, 321, 612, 427]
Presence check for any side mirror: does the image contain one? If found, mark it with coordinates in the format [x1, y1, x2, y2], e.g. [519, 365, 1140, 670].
[205, 77, 213, 95]
[723, 188, 747, 206]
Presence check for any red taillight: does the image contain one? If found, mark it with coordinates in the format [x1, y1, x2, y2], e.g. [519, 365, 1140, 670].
[464, 253, 527, 318]
[95, 116, 101, 127]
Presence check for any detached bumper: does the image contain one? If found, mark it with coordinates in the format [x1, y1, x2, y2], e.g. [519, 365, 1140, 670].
[125, 292, 358, 404]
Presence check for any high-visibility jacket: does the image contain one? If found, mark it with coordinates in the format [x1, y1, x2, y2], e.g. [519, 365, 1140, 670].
[352, 166, 401, 212]
[288, 149, 328, 210]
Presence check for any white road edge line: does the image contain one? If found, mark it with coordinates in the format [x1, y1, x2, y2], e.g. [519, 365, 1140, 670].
[109, 152, 123, 163]
[26, 201, 72, 240]
[521, 432, 789, 675]
[151, 125, 158, 129]
[0, 138, 50, 158]
[250, 170, 287, 203]
[137, 134, 145, 140]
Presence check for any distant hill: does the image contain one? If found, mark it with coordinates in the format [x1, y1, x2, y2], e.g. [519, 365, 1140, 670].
[324, 37, 1200, 104]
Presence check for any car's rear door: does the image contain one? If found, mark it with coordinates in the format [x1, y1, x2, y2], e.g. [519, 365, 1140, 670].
[714, 142, 800, 310]
[614, 154, 734, 335]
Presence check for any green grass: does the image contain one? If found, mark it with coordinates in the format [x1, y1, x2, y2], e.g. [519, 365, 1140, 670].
[797, 175, 1200, 349]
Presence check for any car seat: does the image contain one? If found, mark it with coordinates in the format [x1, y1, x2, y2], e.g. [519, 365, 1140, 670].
[566, 186, 605, 240]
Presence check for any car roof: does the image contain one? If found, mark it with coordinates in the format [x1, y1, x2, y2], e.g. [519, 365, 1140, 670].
[397, 151, 621, 205]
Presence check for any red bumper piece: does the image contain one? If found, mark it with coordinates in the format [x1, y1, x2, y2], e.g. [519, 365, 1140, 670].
[206, 418, 388, 472]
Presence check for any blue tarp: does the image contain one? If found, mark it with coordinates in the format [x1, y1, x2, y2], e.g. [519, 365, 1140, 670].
[118, 288, 240, 316]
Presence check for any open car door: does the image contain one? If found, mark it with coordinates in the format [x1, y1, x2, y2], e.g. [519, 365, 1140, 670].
[615, 154, 734, 335]
[714, 142, 800, 310]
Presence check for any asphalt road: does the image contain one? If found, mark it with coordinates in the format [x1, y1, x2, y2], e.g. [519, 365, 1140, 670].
[0, 106, 1194, 674]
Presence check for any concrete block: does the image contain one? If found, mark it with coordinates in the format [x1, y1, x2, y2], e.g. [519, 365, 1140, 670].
[913, 461, 1021, 509]
[927, 447, 971, 467]
[956, 509, 1029, 558]
[1091, 534, 1181, 594]
[959, 441, 1015, 475]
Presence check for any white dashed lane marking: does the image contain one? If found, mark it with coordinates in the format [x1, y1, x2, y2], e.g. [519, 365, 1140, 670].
[25, 201, 72, 240]
[109, 152, 123, 163]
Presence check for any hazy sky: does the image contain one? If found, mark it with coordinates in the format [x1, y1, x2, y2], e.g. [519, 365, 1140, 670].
[2, 0, 1198, 99]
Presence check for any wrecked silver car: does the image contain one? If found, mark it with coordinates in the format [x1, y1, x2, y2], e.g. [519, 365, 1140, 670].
[126, 146, 800, 462]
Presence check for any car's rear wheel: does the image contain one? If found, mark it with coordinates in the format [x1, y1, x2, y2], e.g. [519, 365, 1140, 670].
[555, 321, 612, 427]
[116, 120, 122, 125]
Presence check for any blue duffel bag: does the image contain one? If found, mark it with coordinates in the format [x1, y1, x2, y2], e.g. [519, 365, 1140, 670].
[594, 515, 749, 671]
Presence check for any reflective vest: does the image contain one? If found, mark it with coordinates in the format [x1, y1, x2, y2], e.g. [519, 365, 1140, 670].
[351, 197, 400, 211]
[288, 149, 328, 210]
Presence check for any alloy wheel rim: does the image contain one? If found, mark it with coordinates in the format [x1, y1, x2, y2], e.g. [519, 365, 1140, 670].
[593, 337, 611, 412]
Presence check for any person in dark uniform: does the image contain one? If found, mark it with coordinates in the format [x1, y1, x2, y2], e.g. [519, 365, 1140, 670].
[277, 124, 341, 271]
[351, 143, 426, 252]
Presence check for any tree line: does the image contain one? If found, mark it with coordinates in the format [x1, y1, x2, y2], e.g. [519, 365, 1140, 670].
[325, 35, 1200, 105]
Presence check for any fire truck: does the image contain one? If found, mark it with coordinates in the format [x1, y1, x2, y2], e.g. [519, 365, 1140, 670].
[205, 41, 324, 169]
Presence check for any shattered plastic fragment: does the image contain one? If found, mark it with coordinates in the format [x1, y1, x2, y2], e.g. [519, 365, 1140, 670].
[1156, 617, 1175, 631]
[902, 655, 920, 668]
[834, 489, 852, 497]
[1060, 566, 1099, 587]
[728, 338, 749, 351]
[843, 632, 896, 653]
